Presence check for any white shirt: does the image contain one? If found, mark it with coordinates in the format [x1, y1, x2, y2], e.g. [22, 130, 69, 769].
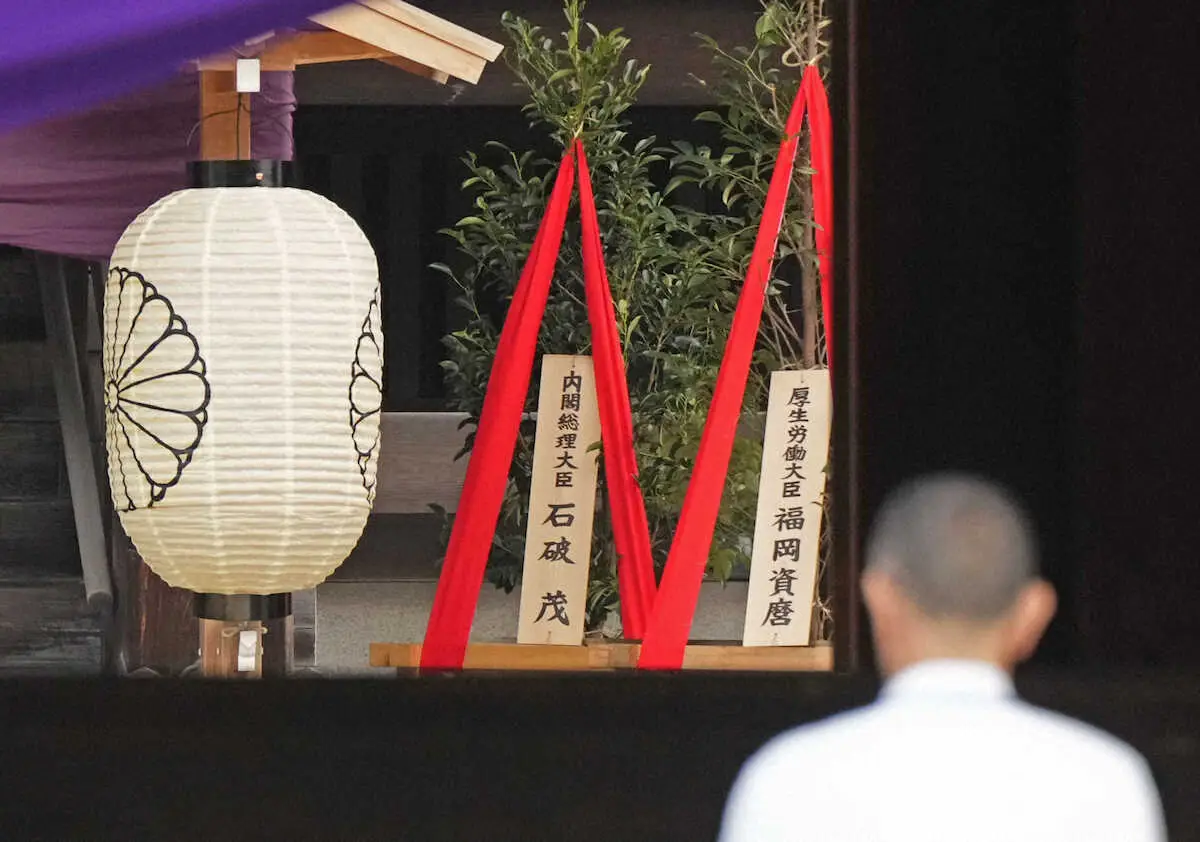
[719, 659, 1166, 842]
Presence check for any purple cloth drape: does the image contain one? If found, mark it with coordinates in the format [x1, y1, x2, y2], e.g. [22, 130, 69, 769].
[0, 0, 336, 135]
[0, 72, 295, 261]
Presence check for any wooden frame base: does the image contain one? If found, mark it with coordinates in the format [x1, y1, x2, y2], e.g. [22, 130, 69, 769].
[370, 641, 834, 672]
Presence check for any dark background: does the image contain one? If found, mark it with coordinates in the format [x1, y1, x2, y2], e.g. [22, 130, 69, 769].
[841, 0, 1199, 669]
[2, 671, 1197, 840]
[836, 1, 1077, 663]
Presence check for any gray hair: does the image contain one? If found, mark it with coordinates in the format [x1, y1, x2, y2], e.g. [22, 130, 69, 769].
[865, 473, 1039, 620]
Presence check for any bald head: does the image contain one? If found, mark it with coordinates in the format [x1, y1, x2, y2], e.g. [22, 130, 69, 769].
[866, 473, 1038, 621]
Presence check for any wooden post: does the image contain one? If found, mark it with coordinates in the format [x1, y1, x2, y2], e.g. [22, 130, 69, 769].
[114, 531, 197, 674]
[199, 620, 263, 679]
[198, 615, 295, 678]
[196, 594, 291, 679]
[198, 70, 251, 161]
[830, 0, 864, 673]
[34, 253, 113, 614]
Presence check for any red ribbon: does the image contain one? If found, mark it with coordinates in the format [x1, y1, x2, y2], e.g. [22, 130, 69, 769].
[421, 142, 661, 667]
[638, 68, 830, 669]
[421, 150, 578, 670]
[804, 68, 834, 370]
[576, 139, 658, 639]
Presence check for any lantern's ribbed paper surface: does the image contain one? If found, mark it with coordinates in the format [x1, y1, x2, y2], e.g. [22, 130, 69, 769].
[105, 186, 381, 594]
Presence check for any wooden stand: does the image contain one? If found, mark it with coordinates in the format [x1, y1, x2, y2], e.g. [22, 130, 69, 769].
[370, 641, 833, 673]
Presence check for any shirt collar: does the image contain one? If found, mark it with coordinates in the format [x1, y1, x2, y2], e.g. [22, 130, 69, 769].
[881, 659, 1015, 702]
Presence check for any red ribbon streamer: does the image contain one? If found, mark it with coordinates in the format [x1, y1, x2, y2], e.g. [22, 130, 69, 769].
[804, 68, 834, 370]
[576, 139, 658, 639]
[420, 150, 578, 670]
[638, 71, 821, 669]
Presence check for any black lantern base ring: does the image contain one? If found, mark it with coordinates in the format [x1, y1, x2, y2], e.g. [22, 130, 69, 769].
[187, 159, 296, 189]
[195, 592, 292, 622]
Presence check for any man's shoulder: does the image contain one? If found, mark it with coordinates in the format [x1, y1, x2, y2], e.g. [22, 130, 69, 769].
[1009, 699, 1154, 776]
[723, 696, 1165, 842]
[740, 696, 1152, 780]
[740, 704, 886, 774]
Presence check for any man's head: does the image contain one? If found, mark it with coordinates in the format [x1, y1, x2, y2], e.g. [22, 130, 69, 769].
[862, 473, 1056, 676]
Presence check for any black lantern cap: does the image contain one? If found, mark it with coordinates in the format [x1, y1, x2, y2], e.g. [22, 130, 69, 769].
[195, 593, 293, 621]
[187, 159, 297, 189]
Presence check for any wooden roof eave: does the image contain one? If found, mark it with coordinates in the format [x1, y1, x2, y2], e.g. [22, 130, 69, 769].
[196, 1, 503, 86]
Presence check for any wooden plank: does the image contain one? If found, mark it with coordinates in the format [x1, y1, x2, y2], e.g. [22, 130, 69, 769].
[359, 0, 504, 61]
[199, 70, 250, 160]
[370, 641, 835, 672]
[744, 369, 831, 646]
[199, 32, 395, 71]
[311, 4, 488, 83]
[284, 31, 391, 65]
[0, 500, 81, 577]
[370, 642, 612, 671]
[374, 412, 469, 513]
[0, 577, 103, 675]
[517, 356, 601, 645]
[678, 643, 833, 672]
[197, 34, 452, 84]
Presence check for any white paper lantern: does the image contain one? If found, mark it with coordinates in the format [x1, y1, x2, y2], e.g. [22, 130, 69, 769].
[103, 180, 382, 594]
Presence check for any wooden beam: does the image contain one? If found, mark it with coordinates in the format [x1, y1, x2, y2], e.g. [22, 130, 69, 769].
[311, 4, 488, 83]
[194, 4, 500, 85]
[200, 619, 263, 678]
[370, 641, 835, 672]
[358, 0, 504, 61]
[198, 70, 250, 161]
[198, 31, 396, 71]
[0, 577, 103, 675]
[112, 528, 197, 675]
[34, 253, 112, 615]
[284, 31, 391, 65]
